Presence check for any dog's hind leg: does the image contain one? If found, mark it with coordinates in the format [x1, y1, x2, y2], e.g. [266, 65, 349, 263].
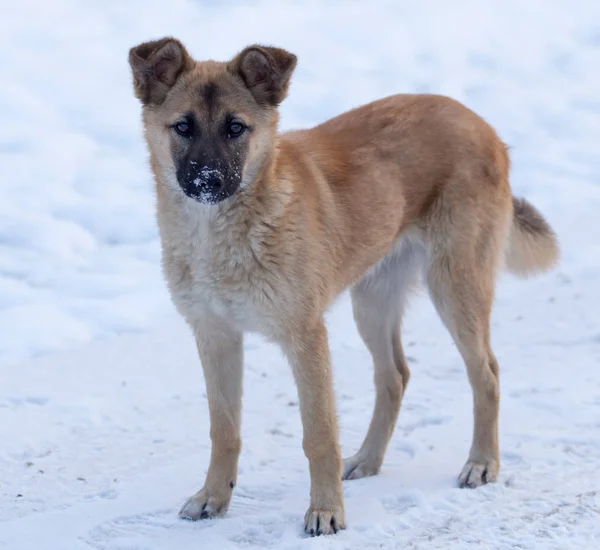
[425, 192, 510, 488]
[343, 239, 424, 480]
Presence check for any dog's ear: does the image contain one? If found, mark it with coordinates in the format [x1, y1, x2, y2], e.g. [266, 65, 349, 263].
[129, 38, 194, 105]
[229, 45, 297, 106]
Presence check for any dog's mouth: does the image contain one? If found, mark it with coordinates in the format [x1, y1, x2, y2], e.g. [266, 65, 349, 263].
[181, 183, 239, 204]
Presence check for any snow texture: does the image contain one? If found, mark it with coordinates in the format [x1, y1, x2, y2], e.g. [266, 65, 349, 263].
[1, 0, 600, 548]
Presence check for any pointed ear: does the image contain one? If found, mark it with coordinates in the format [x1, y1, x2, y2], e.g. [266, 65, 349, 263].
[229, 45, 297, 106]
[128, 37, 194, 105]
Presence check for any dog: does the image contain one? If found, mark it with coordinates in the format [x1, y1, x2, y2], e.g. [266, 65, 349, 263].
[128, 37, 558, 536]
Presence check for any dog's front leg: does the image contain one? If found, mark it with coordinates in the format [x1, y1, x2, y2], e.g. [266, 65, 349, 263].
[179, 317, 243, 520]
[283, 319, 345, 536]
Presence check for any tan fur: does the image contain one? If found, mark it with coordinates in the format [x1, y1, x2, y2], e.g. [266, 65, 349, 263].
[129, 38, 559, 536]
[507, 197, 559, 276]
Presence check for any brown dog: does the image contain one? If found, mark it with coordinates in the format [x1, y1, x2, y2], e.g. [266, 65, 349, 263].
[129, 37, 558, 536]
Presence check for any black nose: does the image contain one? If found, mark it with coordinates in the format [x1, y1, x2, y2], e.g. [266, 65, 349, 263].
[178, 164, 237, 204]
[206, 175, 223, 191]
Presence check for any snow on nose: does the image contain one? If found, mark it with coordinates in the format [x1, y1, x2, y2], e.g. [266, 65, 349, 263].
[192, 167, 225, 189]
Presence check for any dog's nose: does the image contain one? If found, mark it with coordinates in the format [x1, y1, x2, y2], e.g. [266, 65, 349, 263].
[206, 175, 223, 191]
[181, 165, 236, 204]
[190, 168, 225, 192]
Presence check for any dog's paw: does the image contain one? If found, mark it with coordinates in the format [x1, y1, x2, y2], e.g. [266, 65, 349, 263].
[179, 487, 231, 520]
[304, 507, 345, 536]
[342, 453, 381, 480]
[458, 458, 499, 488]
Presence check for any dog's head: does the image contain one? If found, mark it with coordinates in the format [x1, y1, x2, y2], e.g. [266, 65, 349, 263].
[129, 38, 296, 204]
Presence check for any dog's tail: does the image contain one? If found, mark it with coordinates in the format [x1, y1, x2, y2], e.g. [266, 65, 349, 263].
[505, 197, 559, 277]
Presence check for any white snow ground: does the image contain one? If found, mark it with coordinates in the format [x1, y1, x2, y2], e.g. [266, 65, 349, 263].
[1, 0, 600, 548]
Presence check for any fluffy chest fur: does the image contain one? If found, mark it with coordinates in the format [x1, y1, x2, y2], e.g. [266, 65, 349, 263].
[157, 190, 295, 336]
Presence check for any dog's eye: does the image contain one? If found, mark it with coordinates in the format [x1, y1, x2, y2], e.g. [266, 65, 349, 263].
[174, 121, 192, 137]
[228, 121, 245, 138]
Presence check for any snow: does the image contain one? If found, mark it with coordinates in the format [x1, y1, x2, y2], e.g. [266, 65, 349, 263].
[1, 0, 599, 548]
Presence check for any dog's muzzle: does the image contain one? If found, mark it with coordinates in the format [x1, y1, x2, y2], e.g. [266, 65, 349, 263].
[180, 166, 239, 204]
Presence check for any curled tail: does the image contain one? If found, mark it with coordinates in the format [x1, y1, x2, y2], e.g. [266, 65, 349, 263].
[506, 197, 559, 277]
